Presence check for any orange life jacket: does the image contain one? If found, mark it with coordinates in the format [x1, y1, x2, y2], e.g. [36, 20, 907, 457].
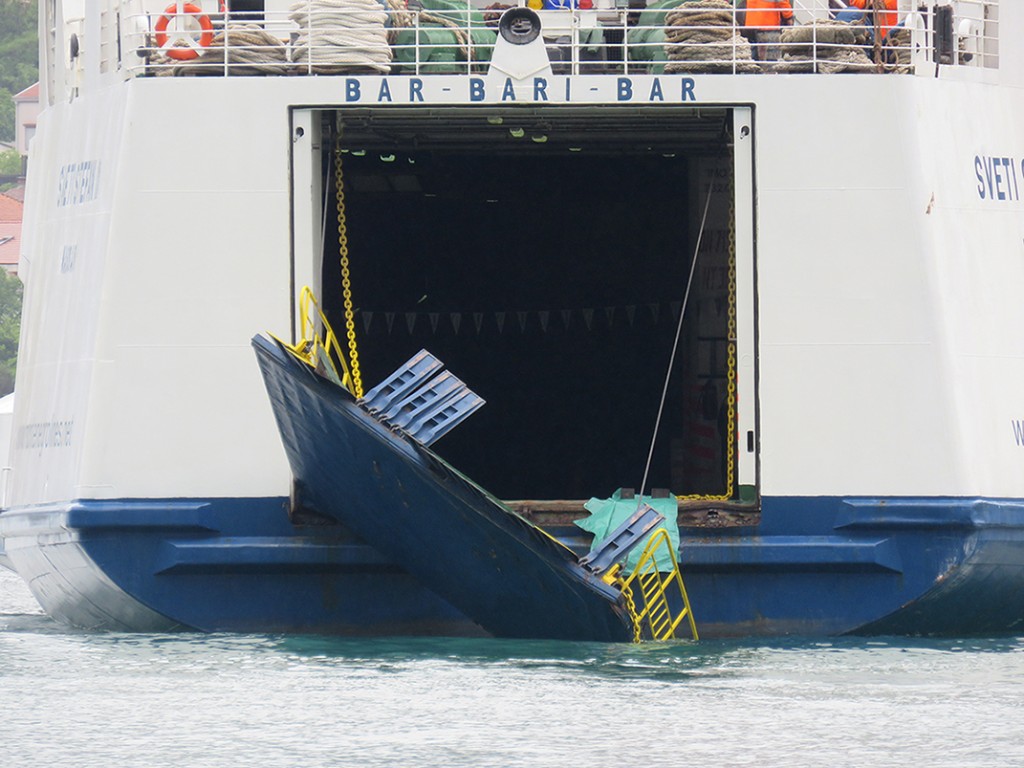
[744, 0, 795, 29]
[849, 0, 899, 38]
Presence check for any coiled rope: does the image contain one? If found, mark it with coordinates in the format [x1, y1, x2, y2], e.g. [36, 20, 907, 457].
[776, 19, 874, 73]
[289, 0, 393, 73]
[156, 24, 289, 75]
[662, 0, 759, 74]
[147, 0, 480, 73]
[383, 0, 475, 61]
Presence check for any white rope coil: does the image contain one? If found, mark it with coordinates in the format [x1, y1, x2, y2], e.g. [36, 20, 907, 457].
[289, 0, 393, 73]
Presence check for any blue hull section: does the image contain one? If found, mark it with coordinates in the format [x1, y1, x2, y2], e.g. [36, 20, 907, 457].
[683, 497, 1024, 636]
[0, 498, 482, 635]
[253, 335, 634, 642]
[3, 493, 1024, 637]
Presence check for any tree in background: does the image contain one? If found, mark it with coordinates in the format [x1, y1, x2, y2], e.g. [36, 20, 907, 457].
[0, 0, 34, 389]
[0, 91, 13, 143]
[0, 148, 20, 176]
[0, 269, 22, 396]
[0, 0, 38, 142]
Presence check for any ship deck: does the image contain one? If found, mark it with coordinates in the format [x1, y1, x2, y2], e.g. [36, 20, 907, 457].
[58, 1, 1000, 85]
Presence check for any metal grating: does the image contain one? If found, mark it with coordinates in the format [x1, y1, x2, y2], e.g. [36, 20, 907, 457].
[359, 349, 485, 446]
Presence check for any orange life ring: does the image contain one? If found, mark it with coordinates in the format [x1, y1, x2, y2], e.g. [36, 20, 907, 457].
[154, 3, 213, 61]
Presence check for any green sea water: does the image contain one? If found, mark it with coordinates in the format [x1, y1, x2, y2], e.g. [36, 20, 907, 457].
[2, 567, 1023, 767]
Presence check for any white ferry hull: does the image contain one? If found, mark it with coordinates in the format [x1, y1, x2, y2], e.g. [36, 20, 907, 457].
[3, 0, 1024, 637]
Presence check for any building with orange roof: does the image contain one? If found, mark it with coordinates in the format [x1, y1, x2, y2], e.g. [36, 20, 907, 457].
[14, 83, 39, 158]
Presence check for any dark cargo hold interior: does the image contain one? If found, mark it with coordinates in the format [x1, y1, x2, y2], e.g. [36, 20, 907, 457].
[318, 107, 736, 502]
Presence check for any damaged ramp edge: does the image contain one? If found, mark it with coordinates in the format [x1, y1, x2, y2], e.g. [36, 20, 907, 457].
[252, 334, 634, 642]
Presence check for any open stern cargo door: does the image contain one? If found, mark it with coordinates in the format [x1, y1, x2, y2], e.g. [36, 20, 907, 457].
[290, 105, 758, 507]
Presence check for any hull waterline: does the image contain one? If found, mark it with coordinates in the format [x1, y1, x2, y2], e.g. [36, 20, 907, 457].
[4, 493, 1024, 637]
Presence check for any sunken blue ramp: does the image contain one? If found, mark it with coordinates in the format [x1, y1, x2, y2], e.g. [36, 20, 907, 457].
[252, 334, 634, 642]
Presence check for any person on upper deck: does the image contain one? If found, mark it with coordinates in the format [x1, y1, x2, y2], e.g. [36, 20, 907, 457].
[842, 0, 899, 40]
[739, 0, 795, 61]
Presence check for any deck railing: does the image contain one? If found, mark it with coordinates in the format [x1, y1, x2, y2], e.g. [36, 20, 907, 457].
[74, 0, 1003, 81]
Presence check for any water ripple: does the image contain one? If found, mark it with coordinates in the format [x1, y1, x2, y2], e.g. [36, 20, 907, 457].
[3, 570, 1024, 766]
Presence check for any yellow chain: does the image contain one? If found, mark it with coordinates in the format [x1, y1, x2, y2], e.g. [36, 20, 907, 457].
[724, 173, 737, 498]
[335, 146, 364, 398]
[618, 578, 643, 644]
[680, 173, 737, 502]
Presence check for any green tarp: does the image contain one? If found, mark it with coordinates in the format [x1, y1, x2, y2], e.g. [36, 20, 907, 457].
[575, 488, 680, 573]
[391, 0, 496, 73]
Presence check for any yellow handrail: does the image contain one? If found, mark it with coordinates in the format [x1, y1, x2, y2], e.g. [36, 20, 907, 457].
[616, 528, 699, 642]
[277, 286, 359, 395]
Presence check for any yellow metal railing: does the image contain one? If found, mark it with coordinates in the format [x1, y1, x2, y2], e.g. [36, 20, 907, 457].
[611, 528, 698, 642]
[278, 286, 359, 395]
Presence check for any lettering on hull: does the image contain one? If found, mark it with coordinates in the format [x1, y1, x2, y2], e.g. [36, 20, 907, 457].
[974, 155, 1023, 202]
[56, 161, 102, 208]
[338, 75, 699, 105]
[60, 244, 77, 273]
[16, 420, 74, 451]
